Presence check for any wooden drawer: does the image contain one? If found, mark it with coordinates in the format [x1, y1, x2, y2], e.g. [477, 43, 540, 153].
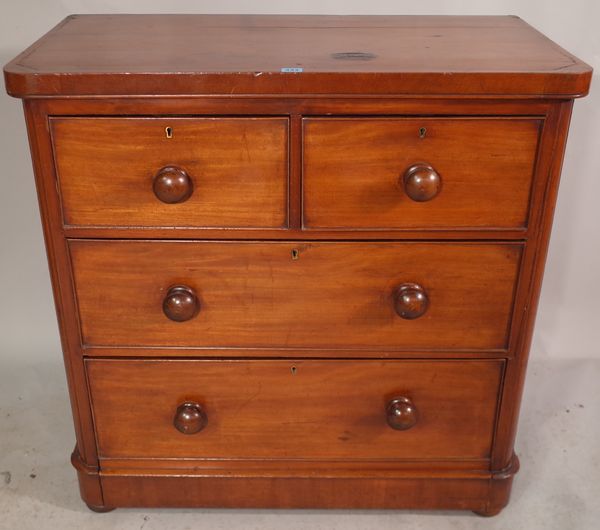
[70, 240, 521, 351]
[86, 358, 504, 460]
[51, 117, 288, 228]
[303, 118, 541, 230]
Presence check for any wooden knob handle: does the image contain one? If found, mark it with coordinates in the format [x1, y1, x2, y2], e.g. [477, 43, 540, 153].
[173, 402, 207, 434]
[163, 285, 199, 322]
[153, 166, 193, 204]
[393, 283, 429, 320]
[386, 396, 418, 430]
[403, 163, 441, 202]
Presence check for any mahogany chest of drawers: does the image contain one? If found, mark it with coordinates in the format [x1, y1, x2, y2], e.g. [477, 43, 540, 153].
[4, 15, 591, 515]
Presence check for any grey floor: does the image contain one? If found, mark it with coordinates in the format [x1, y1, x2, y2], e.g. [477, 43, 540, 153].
[1, 354, 598, 530]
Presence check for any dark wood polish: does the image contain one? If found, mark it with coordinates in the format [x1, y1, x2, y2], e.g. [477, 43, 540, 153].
[4, 14, 590, 516]
[386, 397, 419, 431]
[393, 283, 429, 320]
[173, 402, 208, 434]
[162, 285, 199, 323]
[402, 164, 442, 202]
[153, 166, 193, 204]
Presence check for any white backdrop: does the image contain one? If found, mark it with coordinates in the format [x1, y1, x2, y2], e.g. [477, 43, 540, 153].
[0, 0, 598, 362]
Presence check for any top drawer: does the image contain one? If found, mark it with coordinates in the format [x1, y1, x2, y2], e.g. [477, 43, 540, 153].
[51, 117, 288, 229]
[303, 118, 541, 230]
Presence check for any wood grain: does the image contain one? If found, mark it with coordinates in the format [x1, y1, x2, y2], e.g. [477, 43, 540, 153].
[491, 100, 576, 470]
[81, 450, 519, 512]
[69, 241, 522, 351]
[99, 475, 502, 511]
[51, 117, 288, 228]
[4, 14, 591, 515]
[32, 96, 558, 117]
[4, 15, 592, 97]
[303, 118, 541, 230]
[86, 358, 503, 460]
[22, 101, 100, 468]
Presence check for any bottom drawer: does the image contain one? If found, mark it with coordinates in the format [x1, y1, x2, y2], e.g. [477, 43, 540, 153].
[86, 359, 504, 461]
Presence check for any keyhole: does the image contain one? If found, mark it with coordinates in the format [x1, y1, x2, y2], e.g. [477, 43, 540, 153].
[291, 366, 297, 375]
[291, 249, 299, 260]
[165, 126, 173, 139]
[419, 127, 427, 139]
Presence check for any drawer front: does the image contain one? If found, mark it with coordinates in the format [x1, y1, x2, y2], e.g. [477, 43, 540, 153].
[303, 118, 541, 230]
[51, 117, 288, 228]
[87, 359, 504, 460]
[70, 241, 521, 350]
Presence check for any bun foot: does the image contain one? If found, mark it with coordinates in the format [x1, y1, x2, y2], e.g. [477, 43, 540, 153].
[86, 503, 115, 513]
[473, 505, 504, 517]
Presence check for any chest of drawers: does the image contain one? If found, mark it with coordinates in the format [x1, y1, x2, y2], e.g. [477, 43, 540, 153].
[4, 14, 591, 516]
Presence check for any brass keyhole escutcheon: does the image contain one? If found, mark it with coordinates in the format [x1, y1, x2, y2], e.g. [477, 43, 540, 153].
[291, 366, 297, 375]
[165, 126, 173, 139]
[291, 249, 300, 260]
[419, 127, 427, 139]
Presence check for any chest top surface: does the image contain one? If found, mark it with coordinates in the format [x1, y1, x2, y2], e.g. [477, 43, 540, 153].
[3, 14, 592, 98]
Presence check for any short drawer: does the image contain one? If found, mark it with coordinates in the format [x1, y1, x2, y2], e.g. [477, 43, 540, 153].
[86, 358, 504, 460]
[303, 118, 541, 230]
[70, 241, 521, 351]
[51, 117, 288, 228]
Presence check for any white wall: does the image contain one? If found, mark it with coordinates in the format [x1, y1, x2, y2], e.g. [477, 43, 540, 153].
[1, 0, 598, 361]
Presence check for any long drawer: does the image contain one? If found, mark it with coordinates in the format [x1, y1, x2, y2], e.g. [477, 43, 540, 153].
[86, 358, 504, 461]
[51, 117, 288, 228]
[303, 117, 541, 230]
[70, 241, 522, 350]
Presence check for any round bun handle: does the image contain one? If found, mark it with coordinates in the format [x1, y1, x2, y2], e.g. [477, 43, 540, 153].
[386, 396, 418, 431]
[402, 163, 441, 202]
[153, 166, 194, 204]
